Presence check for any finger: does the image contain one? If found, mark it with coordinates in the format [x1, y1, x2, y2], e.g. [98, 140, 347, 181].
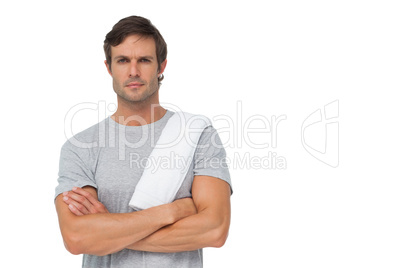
[62, 193, 87, 215]
[72, 187, 99, 206]
[63, 194, 90, 215]
[67, 203, 84, 216]
[72, 187, 108, 213]
[65, 190, 94, 213]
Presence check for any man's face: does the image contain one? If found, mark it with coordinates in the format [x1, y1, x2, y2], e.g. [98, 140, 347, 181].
[105, 35, 166, 104]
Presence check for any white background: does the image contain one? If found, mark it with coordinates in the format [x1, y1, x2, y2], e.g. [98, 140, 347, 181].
[1, 0, 401, 267]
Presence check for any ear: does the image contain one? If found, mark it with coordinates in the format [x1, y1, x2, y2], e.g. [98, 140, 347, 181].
[158, 59, 167, 76]
[104, 60, 112, 76]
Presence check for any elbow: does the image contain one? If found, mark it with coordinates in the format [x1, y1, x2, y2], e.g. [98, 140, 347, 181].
[63, 232, 84, 255]
[209, 219, 230, 248]
[62, 230, 110, 256]
[59, 216, 87, 255]
[211, 227, 229, 248]
[65, 244, 82, 256]
[63, 230, 96, 255]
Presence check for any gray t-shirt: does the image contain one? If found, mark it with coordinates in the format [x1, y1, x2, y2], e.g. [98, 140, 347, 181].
[55, 110, 232, 268]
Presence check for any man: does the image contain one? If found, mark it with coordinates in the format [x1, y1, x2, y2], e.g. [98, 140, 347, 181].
[55, 15, 232, 268]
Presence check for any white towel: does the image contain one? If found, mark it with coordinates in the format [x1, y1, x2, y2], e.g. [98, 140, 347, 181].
[129, 112, 211, 210]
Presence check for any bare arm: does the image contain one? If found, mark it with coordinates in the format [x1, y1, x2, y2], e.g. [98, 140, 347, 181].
[55, 186, 196, 256]
[126, 175, 231, 253]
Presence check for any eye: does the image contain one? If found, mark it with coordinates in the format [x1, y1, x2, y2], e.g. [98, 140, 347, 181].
[117, 58, 129, 63]
[139, 58, 151, 63]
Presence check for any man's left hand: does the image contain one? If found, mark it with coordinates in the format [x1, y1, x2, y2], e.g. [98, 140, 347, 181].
[62, 187, 109, 216]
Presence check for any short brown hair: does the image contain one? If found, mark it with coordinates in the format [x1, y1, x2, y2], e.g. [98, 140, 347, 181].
[103, 16, 167, 83]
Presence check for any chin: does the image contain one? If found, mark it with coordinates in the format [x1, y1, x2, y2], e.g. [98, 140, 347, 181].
[122, 94, 150, 103]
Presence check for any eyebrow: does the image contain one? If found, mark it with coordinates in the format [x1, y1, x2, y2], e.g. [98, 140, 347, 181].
[113, 55, 155, 61]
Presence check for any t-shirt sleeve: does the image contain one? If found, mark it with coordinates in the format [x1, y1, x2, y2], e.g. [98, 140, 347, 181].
[193, 125, 233, 194]
[54, 140, 98, 200]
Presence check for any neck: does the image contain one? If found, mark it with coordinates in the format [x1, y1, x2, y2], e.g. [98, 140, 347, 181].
[111, 92, 166, 126]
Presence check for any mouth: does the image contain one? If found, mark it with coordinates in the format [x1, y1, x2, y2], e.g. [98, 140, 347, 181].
[126, 82, 144, 88]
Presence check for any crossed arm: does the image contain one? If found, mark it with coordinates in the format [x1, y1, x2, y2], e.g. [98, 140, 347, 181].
[55, 175, 231, 255]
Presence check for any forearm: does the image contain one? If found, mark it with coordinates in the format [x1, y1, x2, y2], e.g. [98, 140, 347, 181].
[69, 207, 173, 255]
[127, 209, 230, 253]
[56, 196, 181, 256]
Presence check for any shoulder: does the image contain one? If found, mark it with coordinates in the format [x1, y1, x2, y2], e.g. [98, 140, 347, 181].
[61, 118, 107, 155]
[66, 118, 107, 147]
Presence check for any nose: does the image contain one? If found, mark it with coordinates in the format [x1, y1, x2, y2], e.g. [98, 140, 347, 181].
[129, 62, 140, 78]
